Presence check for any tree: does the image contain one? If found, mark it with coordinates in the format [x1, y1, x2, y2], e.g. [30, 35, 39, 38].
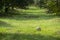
[0, 0, 34, 14]
[46, 0, 60, 15]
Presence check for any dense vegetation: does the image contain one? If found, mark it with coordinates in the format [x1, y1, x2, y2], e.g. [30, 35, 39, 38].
[0, 0, 60, 16]
[35, 0, 60, 16]
[0, 0, 34, 14]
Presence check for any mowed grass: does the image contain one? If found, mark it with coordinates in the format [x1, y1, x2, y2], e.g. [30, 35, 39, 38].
[0, 7, 60, 40]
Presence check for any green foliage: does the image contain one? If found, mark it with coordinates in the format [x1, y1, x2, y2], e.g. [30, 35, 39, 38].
[0, 0, 34, 16]
[46, 0, 60, 15]
[38, 0, 60, 16]
[47, 0, 57, 12]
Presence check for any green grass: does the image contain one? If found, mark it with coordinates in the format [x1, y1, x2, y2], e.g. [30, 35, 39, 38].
[0, 8, 60, 40]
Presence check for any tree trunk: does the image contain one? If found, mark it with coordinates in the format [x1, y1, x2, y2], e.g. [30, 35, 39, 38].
[5, 7, 8, 13]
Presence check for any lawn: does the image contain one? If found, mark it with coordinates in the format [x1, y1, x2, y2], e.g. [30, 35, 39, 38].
[0, 7, 60, 40]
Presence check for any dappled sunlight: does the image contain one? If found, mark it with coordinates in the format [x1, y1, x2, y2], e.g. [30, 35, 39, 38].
[0, 7, 60, 40]
[0, 0, 60, 40]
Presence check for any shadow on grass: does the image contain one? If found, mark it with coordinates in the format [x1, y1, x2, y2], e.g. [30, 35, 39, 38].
[0, 33, 60, 40]
[9, 13, 56, 20]
[0, 12, 57, 20]
[0, 21, 12, 27]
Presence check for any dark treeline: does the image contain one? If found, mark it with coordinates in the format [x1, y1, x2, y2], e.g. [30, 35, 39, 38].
[0, 0, 34, 13]
[0, 0, 60, 16]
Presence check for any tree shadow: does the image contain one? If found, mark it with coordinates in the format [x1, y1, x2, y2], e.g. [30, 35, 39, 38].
[0, 33, 60, 40]
[0, 12, 57, 21]
[9, 13, 56, 20]
[0, 21, 13, 27]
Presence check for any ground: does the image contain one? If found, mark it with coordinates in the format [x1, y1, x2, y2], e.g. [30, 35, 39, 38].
[0, 7, 60, 40]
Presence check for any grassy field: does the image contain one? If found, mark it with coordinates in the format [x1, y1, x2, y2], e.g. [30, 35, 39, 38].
[0, 7, 60, 40]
